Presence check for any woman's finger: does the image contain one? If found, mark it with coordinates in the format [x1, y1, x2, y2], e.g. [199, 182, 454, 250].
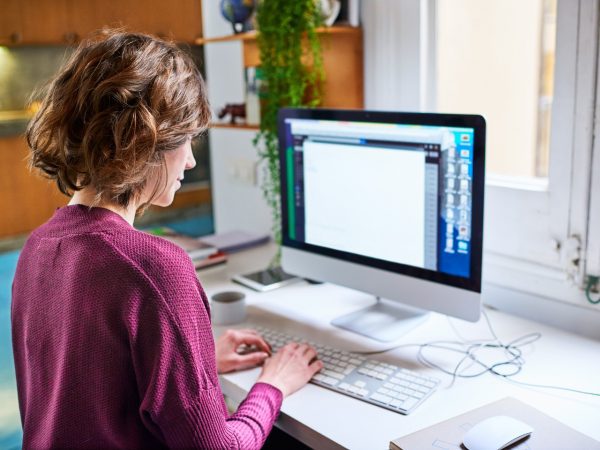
[302, 346, 318, 361]
[238, 328, 260, 336]
[237, 333, 272, 354]
[234, 351, 270, 370]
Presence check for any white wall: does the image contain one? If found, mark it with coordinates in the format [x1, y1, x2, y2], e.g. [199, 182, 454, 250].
[202, 2, 272, 235]
[362, 0, 423, 111]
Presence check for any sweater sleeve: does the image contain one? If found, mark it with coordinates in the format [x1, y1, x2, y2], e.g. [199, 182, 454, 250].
[159, 383, 283, 449]
[127, 240, 282, 449]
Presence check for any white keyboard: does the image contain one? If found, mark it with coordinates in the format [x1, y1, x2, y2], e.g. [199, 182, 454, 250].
[253, 325, 440, 414]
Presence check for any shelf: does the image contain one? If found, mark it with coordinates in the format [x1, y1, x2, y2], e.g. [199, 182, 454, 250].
[195, 31, 258, 45]
[201, 24, 364, 116]
[194, 26, 360, 45]
[211, 122, 260, 131]
[0, 110, 33, 122]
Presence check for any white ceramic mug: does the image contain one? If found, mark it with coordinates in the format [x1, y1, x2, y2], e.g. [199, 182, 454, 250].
[210, 291, 246, 325]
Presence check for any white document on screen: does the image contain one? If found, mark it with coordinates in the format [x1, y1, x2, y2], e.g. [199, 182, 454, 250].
[302, 141, 425, 268]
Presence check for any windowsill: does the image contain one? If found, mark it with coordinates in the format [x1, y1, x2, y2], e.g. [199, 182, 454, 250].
[486, 173, 549, 191]
[483, 250, 600, 340]
[483, 282, 600, 341]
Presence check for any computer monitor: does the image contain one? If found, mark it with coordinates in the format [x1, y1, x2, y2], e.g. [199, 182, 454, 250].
[278, 108, 486, 342]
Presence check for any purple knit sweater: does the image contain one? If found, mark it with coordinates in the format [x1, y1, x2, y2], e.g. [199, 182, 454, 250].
[11, 205, 282, 449]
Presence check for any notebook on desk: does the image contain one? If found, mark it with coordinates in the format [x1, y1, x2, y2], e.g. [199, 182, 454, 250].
[389, 397, 600, 450]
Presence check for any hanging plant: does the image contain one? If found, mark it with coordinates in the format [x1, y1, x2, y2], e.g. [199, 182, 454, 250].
[254, 0, 325, 263]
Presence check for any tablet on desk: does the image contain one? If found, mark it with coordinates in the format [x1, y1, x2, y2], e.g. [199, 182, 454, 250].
[232, 267, 301, 292]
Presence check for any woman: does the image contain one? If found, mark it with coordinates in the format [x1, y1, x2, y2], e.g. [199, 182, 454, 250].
[11, 30, 322, 449]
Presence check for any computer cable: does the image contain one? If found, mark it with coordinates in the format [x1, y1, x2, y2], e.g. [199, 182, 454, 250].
[585, 275, 600, 304]
[351, 308, 600, 397]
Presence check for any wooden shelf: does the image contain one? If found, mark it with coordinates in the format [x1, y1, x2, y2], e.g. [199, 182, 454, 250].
[211, 122, 260, 131]
[195, 31, 257, 45]
[202, 25, 364, 123]
[194, 26, 360, 46]
[0, 136, 68, 238]
[0, 110, 33, 122]
[1, 0, 203, 46]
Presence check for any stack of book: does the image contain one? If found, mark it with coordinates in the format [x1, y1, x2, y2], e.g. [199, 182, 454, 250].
[147, 227, 228, 270]
[197, 230, 270, 253]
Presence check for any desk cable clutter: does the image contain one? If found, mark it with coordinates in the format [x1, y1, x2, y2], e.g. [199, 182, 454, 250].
[351, 308, 600, 398]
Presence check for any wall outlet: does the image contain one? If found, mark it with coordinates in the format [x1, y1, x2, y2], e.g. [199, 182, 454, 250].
[228, 158, 257, 186]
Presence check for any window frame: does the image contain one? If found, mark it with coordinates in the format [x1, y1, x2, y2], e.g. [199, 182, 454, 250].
[482, 0, 598, 307]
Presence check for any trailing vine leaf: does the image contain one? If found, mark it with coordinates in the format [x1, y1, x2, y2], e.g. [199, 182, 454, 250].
[254, 0, 325, 265]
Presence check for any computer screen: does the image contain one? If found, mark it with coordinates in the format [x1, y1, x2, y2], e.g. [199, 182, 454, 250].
[278, 109, 486, 341]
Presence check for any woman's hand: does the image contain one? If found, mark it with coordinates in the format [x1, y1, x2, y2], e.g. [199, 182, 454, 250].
[256, 343, 323, 397]
[215, 329, 272, 374]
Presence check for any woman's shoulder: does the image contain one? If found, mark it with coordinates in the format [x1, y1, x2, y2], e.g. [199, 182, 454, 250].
[111, 228, 195, 277]
[114, 229, 208, 316]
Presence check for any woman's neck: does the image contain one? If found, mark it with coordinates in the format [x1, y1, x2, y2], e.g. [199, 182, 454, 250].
[69, 188, 137, 225]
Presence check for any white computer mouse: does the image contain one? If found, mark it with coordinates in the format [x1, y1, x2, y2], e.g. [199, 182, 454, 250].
[462, 415, 533, 450]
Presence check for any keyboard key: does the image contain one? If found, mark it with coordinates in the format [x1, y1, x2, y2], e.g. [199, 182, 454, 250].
[370, 393, 393, 404]
[390, 399, 403, 408]
[347, 385, 360, 394]
[343, 367, 355, 375]
[413, 385, 429, 394]
[411, 390, 425, 399]
[402, 397, 419, 410]
[387, 390, 397, 399]
[322, 377, 339, 386]
[322, 369, 345, 380]
[313, 373, 326, 382]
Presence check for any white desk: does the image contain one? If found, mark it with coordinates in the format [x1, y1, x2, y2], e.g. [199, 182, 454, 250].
[197, 244, 600, 450]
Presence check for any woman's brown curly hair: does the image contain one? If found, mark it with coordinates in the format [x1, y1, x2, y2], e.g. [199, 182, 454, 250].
[26, 29, 211, 210]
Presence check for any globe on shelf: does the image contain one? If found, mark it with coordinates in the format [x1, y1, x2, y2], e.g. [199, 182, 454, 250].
[220, 0, 255, 34]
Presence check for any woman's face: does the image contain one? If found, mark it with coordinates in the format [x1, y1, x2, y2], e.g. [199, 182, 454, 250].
[147, 138, 196, 207]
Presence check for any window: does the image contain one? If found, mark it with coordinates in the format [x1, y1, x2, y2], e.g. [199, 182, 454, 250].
[363, 0, 599, 312]
[436, 0, 556, 179]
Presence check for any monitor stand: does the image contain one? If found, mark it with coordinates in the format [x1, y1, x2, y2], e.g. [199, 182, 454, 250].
[331, 297, 429, 342]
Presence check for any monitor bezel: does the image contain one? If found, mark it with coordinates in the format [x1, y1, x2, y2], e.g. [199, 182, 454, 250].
[278, 108, 485, 293]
